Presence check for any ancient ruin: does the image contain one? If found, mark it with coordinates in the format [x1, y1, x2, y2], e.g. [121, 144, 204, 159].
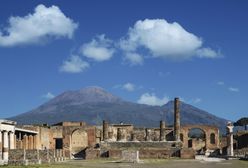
[0, 98, 248, 165]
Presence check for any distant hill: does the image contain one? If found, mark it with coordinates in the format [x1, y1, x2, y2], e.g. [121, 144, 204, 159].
[9, 86, 228, 133]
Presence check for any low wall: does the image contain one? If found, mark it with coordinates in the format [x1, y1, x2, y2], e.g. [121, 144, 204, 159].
[101, 141, 181, 149]
[8, 149, 66, 165]
[107, 148, 180, 159]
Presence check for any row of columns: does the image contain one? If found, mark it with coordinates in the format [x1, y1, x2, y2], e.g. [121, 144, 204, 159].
[0, 131, 15, 161]
[102, 120, 167, 142]
[15, 134, 37, 150]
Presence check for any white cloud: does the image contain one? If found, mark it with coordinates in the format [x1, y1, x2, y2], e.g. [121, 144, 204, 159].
[80, 34, 115, 61]
[124, 52, 144, 65]
[120, 19, 220, 60]
[196, 48, 221, 58]
[60, 55, 89, 73]
[42, 92, 55, 99]
[0, 4, 78, 47]
[217, 81, 225, 85]
[137, 93, 169, 106]
[123, 83, 135, 92]
[191, 98, 202, 104]
[228, 87, 239, 92]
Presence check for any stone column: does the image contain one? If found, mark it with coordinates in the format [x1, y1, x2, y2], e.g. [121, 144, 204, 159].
[102, 120, 109, 141]
[145, 128, 152, 141]
[33, 135, 37, 149]
[226, 122, 234, 156]
[117, 128, 126, 141]
[9, 131, 15, 149]
[3, 131, 9, 161]
[0, 131, 2, 160]
[174, 97, 180, 141]
[29, 135, 34, 149]
[160, 121, 166, 141]
[132, 133, 138, 142]
[23, 134, 28, 149]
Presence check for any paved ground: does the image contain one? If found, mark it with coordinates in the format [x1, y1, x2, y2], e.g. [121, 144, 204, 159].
[5, 159, 248, 168]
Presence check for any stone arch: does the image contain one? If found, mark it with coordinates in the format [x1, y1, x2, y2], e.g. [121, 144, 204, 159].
[180, 125, 220, 152]
[71, 129, 88, 152]
[188, 128, 206, 139]
[210, 133, 215, 144]
[187, 128, 206, 152]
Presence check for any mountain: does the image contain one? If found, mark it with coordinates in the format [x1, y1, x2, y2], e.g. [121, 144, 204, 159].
[9, 86, 227, 133]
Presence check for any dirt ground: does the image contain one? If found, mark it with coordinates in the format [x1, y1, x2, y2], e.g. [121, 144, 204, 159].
[5, 159, 248, 168]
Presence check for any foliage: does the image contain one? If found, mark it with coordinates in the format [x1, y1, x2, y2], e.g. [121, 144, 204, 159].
[234, 117, 248, 130]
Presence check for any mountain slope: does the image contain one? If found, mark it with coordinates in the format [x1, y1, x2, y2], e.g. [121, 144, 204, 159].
[9, 87, 227, 133]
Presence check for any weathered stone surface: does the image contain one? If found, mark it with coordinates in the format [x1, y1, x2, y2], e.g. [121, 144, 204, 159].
[122, 150, 139, 162]
[85, 148, 100, 159]
[180, 148, 195, 159]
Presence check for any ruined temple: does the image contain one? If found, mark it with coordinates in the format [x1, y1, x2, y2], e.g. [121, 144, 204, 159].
[0, 98, 247, 165]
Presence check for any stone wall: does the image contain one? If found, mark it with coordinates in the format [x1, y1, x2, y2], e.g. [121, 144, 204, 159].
[180, 148, 195, 159]
[100, 141, 181, 159]
[101, 141, 181, 149]
[107, 148, 180, 159]
[85, 148, 100, 159]
[8, 149, 66, 165]
[180, 125, 219, 150]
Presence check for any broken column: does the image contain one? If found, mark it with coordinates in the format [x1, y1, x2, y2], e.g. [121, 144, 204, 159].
[145, 128, 152, 141]
[102, 120, 109, 141]
[160, 120, 166, 141]
[117, 128, 126, 141]
[132, 133, 138, 142]
[174, 97, 180, 141]
[226, 121, 234, 156]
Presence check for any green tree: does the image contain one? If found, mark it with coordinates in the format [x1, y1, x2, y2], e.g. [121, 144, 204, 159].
[234, 117, 248, 130]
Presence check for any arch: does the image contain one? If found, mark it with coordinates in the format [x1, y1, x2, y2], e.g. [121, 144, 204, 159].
[188, 128, 206, 139]
[71, 129, 88, 149]
[210, 133, 215, 144]
[187, 128, 206, 151]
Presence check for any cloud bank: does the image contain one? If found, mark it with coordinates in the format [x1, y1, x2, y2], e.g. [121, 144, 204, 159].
[80, 34, 115, 62]
[120, 19, 220, 61]
[137, 93, 169, 106]
[0, 4, 78, 47]
[60, 55, 89, 73]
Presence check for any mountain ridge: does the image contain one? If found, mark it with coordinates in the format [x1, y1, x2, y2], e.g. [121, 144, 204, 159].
[8, 86, 228, 133]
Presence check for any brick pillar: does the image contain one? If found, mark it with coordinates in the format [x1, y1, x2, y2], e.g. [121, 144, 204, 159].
[174, 97, 180, 141]
[0, 131, 2, 160]
[160, 120, 166, 141]
[102, 120, 109, 141]
[3, 131, 9, 161]
[145, 129, 152, 141]
[9, 131, 15, 149]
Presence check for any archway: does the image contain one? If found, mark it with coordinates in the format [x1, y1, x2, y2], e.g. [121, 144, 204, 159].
[71, 129, 88, 158]
[188, 128, 206, 154]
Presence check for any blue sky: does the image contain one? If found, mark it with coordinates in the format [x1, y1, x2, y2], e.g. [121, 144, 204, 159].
[0, 0, 247, 121]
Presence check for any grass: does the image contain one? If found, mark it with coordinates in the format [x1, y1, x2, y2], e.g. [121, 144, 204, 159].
[2, 159, 248, 168]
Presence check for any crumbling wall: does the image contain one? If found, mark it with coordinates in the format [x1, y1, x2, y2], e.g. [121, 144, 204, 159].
[8, 149, 66, 165]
